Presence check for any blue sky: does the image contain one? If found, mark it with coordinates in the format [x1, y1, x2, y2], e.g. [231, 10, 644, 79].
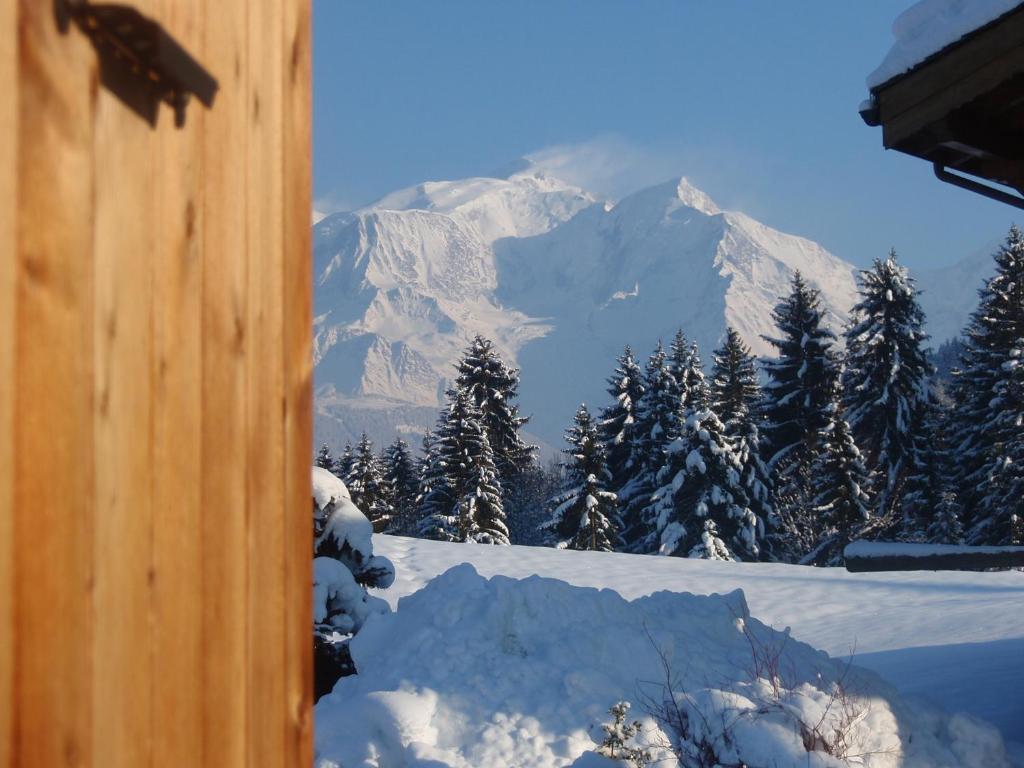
[313, 1, 1015, 270]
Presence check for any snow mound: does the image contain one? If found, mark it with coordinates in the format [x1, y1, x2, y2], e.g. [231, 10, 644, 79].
[314, 564, 1009, 768]
[867, 0, 1023, 89]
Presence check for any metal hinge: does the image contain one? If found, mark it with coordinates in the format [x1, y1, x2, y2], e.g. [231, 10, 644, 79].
[57, 0, 218, 128]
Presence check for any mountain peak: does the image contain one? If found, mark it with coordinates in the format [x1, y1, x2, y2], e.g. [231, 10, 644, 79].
[675, 177, 721, 215]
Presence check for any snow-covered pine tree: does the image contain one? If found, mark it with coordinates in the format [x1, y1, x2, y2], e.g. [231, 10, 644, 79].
[927, 491, 965, 545]
[665, 330, 691, 407]
[618, 341, 679, 552]
[416, 424, 456, 541]
[953, 227, 1024, 546]
[381, 438, 418, 535]
[598, 345, 645, 495]
[760, 272, 839, 562]
[333, 443, 354, 480]
[901, 396, 961, 541]
[454, 334, 537, 490]
[544, 404, 619, 551]
[505, 460, 562, 546]
[711, 327, 775, 559]
[683, 340, 711, 411]
[418, 389, 510, 544]
[711, 327, 761, 425]
[647, 408, 761, 561]
[804, 388, 873, 566]
[315, 442, 335, 470]
[345, 434, 393, 533]
[842, 251, 932, 524]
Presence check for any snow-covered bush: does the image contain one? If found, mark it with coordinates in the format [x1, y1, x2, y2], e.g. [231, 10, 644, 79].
[595, 702, 651, 767]
[312, 466, 394, 700]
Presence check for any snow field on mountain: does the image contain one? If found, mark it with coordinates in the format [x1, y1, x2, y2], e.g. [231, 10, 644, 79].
[314, 536, 1024, 767]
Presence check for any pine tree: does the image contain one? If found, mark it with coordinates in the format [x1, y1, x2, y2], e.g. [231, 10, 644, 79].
[665, 330, 692, 407]
[927, 491, 964, 545]
[598, 346, 645, 496]
[333, 443, 354, 480]
[315, 442, 335, 470]
[711, 328, 776, 559]
[647, 408, 761, 561]
[345, 434, 393, 533]
[382, 438, 418, 535]
[902, 397, 959, 540]
[804, 390, 873, 566]
[711, 328, 761, 426]
[842, 251, 932, 524]
[418, 389, 509, 544]
[454, 335, 537, 490]
[760, 272, 839, 561]
[618, 341, 679, 551]
[683, 341, 711, 411]
[416, 422, 456, 541]
[544, 404, 619, 551]
[954, 227, 1024, 545]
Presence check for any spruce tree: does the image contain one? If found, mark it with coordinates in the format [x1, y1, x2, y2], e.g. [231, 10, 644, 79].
[842, 251, 932, 523]
[598, 345, 645, 495]
[315, 442, 335, 470]
[619, 341, 678, 551]
[454, 335, 537, 489]
[647, 408, 760, 561]
[545, 404, 619, 551]
[333, 443, 355, 480]
[416, 422, 456, 541]
[382, 438, 418, 535]
[805, 390, 873, 566]
[418, 389, 509, 544]
[711, 327, 761, 426]
[902, 397, 960, 540]
[760, 272, 839, 561]
[345, 434, 392, 533]
[954, 227, 1024, 545]
[666, 330, 692, 408]
[711, 328, 775, 558]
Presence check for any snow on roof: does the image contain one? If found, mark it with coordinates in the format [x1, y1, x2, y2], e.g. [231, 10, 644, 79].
[867, 0, 1024, 90]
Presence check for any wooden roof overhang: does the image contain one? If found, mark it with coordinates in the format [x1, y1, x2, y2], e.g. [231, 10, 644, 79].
[860, 3, 1024, 208]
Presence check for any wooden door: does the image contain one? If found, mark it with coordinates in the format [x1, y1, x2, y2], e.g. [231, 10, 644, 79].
[0, 2, 313, 765]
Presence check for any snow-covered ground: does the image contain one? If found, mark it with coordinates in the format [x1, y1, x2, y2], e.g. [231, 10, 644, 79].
[316, 535, 1024, 767]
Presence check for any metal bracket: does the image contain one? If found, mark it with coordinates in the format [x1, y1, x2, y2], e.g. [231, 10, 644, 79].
[56, 0, 217, 128]
[933, 163, 1024, 210]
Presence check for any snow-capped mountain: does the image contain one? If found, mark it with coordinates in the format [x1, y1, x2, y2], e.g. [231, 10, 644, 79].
[313, 166, 859, 451]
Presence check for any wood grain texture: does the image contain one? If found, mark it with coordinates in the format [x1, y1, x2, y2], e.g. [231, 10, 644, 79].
[282, 1, 315, 763]
[150, 4, 205, 765]
[0, 0, 15, 763]
[14, 2, 97, 765]
[5, 1, 313, 765]
[200, 2, 251, 765]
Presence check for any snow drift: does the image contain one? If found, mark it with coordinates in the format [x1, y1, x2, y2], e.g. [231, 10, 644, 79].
[314, 564, 1009, 768]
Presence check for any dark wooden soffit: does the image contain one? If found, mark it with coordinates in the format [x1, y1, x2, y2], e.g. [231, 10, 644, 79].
[862, 4, 1024, 199]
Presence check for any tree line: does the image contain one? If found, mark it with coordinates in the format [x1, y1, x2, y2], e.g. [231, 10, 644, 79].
[316, 226, 1024, 564]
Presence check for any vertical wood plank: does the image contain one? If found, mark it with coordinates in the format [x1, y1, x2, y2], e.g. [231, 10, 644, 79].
[90, 1, 158, 764]
[14, 2, 96, 765]
[282, 1, 315, 763]
[201, 2, 251, 765]
[247, 2, 288, 766]
[0, 0, 16, 763]
[150, 5, 204, 765]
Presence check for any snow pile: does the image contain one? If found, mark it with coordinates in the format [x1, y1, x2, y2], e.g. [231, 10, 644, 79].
[315, 564, 1009, 767]
[867, 0, 1023, 89]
